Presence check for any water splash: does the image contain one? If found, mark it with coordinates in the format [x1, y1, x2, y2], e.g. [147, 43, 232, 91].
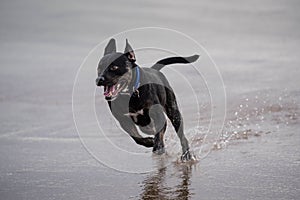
[165, 89, 299, 160]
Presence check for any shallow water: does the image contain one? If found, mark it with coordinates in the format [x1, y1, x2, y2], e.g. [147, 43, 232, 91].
[1, 0, 300, 199]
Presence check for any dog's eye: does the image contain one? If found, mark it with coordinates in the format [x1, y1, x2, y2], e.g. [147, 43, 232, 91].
[110, 66, 119, 71]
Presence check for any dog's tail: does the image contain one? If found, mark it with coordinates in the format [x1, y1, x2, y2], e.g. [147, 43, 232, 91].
[151, 54, 200, 71]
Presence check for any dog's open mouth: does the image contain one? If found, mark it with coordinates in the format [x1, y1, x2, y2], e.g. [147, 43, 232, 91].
[103, 79, 128, 100]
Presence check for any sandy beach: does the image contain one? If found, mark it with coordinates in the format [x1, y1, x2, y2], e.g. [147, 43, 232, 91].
[0, 0, 299, 199]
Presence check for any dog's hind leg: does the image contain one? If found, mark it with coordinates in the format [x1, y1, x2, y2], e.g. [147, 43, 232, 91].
[165, 89, 192, 161]
[152, 122, 167, 155]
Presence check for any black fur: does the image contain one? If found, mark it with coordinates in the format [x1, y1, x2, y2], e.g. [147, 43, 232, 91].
[96, 39, 199, 161]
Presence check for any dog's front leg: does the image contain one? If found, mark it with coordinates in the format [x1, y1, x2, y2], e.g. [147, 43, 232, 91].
[117, 116, 154, 148]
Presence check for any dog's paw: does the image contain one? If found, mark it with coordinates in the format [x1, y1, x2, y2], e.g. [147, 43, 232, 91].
[180, 150, 196, 162]
[132, 136, 154, 147]
[143, 137, 155, 148]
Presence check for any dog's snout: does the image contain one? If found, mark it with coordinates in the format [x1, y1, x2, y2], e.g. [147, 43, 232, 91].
[96, 76, 105, 86]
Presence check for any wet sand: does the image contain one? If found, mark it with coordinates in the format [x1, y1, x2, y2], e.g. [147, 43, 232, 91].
[1, 0, 300, 199]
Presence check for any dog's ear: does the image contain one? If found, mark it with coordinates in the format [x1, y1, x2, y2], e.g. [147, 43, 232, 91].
[104, 38, 116, 55]
[124, 39, 136, 62]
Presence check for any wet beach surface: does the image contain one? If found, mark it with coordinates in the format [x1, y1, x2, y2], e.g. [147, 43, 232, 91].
[1, 0, 300, 199]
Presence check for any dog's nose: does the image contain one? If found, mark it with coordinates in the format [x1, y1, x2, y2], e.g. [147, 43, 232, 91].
[96, 76, 105, 86]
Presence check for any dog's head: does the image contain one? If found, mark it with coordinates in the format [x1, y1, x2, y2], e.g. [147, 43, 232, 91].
[96, 39, 136, 101]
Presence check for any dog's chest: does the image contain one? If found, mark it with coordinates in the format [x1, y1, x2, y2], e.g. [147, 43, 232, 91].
[124, 109, 144, 122]
[129, 100, 154, 126]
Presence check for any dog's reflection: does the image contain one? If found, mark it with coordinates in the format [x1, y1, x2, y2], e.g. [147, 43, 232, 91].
[140, 161, 194, 200]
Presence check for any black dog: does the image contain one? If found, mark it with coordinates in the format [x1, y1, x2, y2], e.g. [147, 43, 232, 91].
[95, 39, 199, 161]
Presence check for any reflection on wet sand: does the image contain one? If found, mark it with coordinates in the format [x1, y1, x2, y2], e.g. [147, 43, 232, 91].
[140, 164, 194, 200]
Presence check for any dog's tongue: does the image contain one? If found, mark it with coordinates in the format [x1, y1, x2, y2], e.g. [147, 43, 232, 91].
[104, 85, 115, 97]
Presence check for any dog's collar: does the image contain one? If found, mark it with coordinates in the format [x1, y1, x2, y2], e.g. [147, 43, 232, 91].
[130, 66, 141, 97]
[133, 66, 140, 92]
